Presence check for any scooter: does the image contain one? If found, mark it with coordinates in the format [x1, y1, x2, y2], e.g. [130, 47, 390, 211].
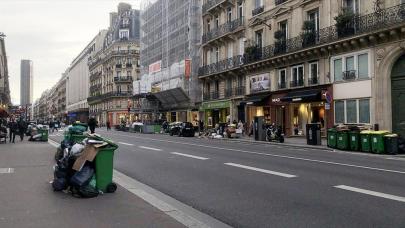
[265, 124, 284, 143]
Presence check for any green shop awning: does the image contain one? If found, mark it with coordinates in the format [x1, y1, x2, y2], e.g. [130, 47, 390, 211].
[201, 100, 230, 110]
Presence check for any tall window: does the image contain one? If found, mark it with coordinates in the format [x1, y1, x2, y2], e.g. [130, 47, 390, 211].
[215, 80, 219, 92]
[127, 71, 131, 77]
[335, 100, 345, 123]
[227, 7, 232, 22]
[309, 62, 318, 79]
[334, 58, 342, 81]
[346, 100, 357, 123]
[344, 0, 359, 14]
[307, 9, 319, 32]
[255, 0, 263, 8]
[278, 68, 287, 88]
[238, 2, 243, 18]
[291, 65, 304, 84]
[359, 99, 370, 123]
[117, 71, 121, 78]
[358, 54, 369, 79]
[119, 29, 129, 39]
[215, 15, 219, 28]
[227, 42, 233, 58]
[207, 19, 211, 32]
[278, 20, 288, 40]
[255, 30, 263, 48]
[127, 58, 132, 64]
[215, 47, 219, 63]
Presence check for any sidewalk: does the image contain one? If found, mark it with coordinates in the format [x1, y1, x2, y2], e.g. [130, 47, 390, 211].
[0, 140, 184, 228]
[209, 134, 331, 150]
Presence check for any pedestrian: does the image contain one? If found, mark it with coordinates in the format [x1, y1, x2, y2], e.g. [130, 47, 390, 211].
[8, 118, 17, 143]
[248, 121, 254, 137]
[17, 118, 27, 141]
[106, 121, 111, 131]
[237, 120, 244, 135]
[88, 117, 97, 134]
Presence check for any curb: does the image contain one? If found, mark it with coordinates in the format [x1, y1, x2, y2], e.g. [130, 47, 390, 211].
[211, 137, 333, 151]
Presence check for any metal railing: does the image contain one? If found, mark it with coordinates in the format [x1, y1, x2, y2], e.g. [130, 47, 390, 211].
[116, 64, 122, 68]
[199, 3, 405, 77]
[202, 0, 225, 14]
[278, 81, 287, 89]
[87, 91, 133, 103]
[290, 79, 304, 88]
[275, 0, 287, 6]
[343, 70, 356, 80]
[198, 55, 244, 76]
[202, 17, 244, 44]
[114, 76, 133, 82]
[203, 91, 219, 100]
[252, 6, 264, 16]
[308, 77, 319, 85]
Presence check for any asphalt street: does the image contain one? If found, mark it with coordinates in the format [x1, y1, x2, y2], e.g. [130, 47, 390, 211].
[49, 129, 405, 228]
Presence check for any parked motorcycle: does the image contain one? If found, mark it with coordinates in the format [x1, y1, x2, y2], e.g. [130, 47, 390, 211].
[265, 124, 284, 143]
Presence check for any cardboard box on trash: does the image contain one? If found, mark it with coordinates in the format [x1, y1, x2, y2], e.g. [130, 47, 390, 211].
[72, 140, 109, 171]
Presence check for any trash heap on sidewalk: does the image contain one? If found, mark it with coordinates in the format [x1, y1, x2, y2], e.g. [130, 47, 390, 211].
[28, 124, 49, 142]
[52, 123, 119, 198]
[327, 125, 405, 154]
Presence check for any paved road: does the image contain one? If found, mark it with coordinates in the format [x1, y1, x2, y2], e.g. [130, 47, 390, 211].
[50, 129, 405, 228]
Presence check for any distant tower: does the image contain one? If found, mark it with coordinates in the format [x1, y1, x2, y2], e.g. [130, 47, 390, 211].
[20, 59, 33, 106]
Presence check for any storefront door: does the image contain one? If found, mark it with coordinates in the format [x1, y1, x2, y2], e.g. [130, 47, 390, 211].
[391, 54, 405, 137]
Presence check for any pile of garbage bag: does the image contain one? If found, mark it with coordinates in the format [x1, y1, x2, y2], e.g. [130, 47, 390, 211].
[28, 124, 48, 142]
[52, 134, 118, 198]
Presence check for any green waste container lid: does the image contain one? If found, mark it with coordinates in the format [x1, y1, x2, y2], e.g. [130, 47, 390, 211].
[360, 130, 373, 134]
[368, 130, 390, 135]
[88, 135, 118, 149]
[384, 134, 398, 137]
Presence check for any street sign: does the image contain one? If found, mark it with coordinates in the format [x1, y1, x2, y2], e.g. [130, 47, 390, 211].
[325, 103, 331, 110]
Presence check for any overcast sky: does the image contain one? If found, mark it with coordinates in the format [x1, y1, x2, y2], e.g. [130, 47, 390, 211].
[0, 0, 141, 105]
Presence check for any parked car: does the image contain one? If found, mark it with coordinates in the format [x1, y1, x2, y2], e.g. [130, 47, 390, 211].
[169, 122, 182, 136]
[170, 122, 195, 137]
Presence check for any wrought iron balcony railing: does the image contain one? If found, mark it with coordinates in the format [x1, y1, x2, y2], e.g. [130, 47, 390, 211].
[202, 0, 225, 15]
[278, 81, 287, 89]
[203, 17, 244, 44]
[203, 91, 220, 100]
[198, 55, 244, 76]
[199, 3, 405, 77]
[114, 76, 133, 83]
[116, 64, 122, 68]
[275, 0, 287, 6]
[290, 79, 304, 88]
[87, 91, 133, 103]
[308, 77, 319, 85]
[252, 6, 264, 16]
[343, 70, 356, 80]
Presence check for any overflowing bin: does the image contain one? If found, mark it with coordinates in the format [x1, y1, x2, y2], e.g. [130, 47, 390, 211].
[337, 130, 349, 150]
[94, 137, 119, 193]
[384, 134, 399, 155]
[38, 128, 49, 141]
[327, 128, 337, 148]
[370, 131, 389, 154]
[348, 131, 361, 151]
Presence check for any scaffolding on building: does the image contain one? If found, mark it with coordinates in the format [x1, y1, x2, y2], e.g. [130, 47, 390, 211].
[138, 0, 202, 105]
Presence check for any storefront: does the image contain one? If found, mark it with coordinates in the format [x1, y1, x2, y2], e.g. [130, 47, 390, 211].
[279, 86, 333, 136]
[108, 111, 130, 126]
[244, 93, 271, 127]
[201, 100, 230, 128]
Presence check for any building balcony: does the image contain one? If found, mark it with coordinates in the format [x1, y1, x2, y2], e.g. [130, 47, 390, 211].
[113, 76, 133, 83]
[252, 6, 264, 17]
[275, 0, 287, 6]
[87, 91, 132, 104]
[116, 64, 122, 68]
[202, 17, 244, 44]
[308, 77, 319, 85]
[90, 71, 102, 81]
[198, 55, 244, 77]
[203, 91, 219, 101]
[278, 81, 287, 89]
[202, 0, 226, 15]
[90, 84, 102, 93]
[198, 3, 405, 77]
[120, 23, 130, 29]
[342, 70, 357, 80]
[290, 80, 304, 88]
[126, 63, 133, 68]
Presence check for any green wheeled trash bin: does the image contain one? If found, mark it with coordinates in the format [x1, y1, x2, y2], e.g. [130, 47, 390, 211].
[39, 128, 48, 141]
[337, 130, 349, 150]
[349, 131, 361, 151]
[360, 131, 372, 152]
[384, 134, 399, 155]
[327, 128, 337, 148]
[370, 131, 389, 154]
[95, 139, 119, 193]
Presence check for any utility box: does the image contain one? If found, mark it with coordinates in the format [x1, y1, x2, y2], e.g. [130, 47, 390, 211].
[306, 123, 321, 145]
[254, 116, 265, 141]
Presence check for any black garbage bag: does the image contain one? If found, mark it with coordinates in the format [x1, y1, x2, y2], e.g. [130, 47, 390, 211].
[71, 184, 99, 198]
[52, 178, 68, 191]
[70, 163, 94, 187]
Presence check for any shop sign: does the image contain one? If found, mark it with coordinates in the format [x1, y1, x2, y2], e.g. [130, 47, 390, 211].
[149, 60, 161, 74]
[272, 98, 281, 103]
[323, 91, 332, 103]
[250, 73, 270, 93]
[292, 98, 302, 102]
[202, 100, 230, 110]
[325, 103, 331, 110]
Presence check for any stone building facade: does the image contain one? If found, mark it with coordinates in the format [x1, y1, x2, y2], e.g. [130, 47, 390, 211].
[0, 32, 11, 109]
[199, 0, 405, 137]
[88, 3, 141, 126]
